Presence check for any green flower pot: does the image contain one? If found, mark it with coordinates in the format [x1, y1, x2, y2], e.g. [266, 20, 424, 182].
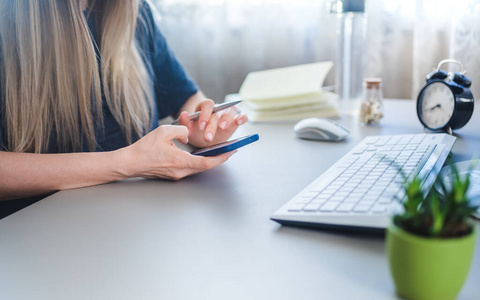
[386, 222, 477, 300]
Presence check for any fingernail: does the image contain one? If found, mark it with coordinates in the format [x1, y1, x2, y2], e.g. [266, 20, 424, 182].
[206, 132, 213, 141]
[220, 121, 227, 129]
[200, 122, 206, 131]
[237, 119, 244, 125]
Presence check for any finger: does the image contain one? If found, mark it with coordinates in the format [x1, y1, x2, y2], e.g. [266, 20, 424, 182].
[150, 149, 237, 180]
[188, 150, 237, 171]
[235, 113, 248, 126]
[197, 99, 214, 131]
[173, 110, 186, 125]
[177, 111, 194, 136]
[159, 125, 189, 144]
[219, 118, 240, 139]
[204, 113, 219, 142]
[177, 111, 191, 125]
[218, 107, 238, 130]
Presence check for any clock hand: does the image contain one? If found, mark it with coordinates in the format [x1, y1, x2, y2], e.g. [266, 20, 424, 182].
[426, 104, 441, 111]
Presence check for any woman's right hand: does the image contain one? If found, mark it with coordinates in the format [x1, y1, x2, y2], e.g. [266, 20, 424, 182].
[119, 125, 235, 180]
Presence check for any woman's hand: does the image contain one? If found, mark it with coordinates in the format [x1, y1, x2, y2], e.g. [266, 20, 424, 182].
[176, 99, 248, 148]
[121, 125, 235, 180]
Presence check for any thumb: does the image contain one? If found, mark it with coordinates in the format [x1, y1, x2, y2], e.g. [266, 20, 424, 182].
[159, 125, 189, 144]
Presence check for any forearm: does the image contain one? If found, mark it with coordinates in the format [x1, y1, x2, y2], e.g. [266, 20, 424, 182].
[0, 149, 131, 201]
[0, 124, 235, 201]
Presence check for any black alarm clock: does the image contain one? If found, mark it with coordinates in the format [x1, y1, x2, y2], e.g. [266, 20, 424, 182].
[417, 59, 474, 134]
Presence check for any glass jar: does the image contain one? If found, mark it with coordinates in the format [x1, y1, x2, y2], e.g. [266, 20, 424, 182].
[359, 78, 384, 125]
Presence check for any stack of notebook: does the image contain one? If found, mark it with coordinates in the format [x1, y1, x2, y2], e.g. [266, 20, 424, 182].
[237, 62, 339, 122]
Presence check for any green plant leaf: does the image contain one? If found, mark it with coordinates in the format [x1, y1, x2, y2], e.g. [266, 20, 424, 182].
[394, 156, 477, 238]
[429, 193, 446, 236]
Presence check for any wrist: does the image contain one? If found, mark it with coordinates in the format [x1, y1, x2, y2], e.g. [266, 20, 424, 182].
[111, 146, 138, 179]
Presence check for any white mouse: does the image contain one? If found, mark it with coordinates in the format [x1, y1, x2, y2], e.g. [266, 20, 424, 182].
[294, 118, 349, 142]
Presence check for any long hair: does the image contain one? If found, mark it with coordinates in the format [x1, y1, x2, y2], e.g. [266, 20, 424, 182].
[0, 0, 154, 153]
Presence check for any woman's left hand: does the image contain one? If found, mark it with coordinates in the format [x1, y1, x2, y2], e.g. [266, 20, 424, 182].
[176, 99, 248, 148]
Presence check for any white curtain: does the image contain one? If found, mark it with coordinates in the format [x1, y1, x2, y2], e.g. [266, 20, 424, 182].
[365, 0, 480, 100]
[152, 0, 480, 101]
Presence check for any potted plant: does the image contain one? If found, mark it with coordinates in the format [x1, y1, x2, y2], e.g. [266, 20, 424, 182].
[386, 161, 478, 300]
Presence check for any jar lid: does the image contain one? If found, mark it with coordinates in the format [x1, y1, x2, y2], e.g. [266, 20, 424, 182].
[364, 78, 382, 89]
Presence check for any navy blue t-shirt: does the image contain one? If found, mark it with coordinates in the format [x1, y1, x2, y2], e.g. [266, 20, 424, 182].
[0, 1, 198, 217]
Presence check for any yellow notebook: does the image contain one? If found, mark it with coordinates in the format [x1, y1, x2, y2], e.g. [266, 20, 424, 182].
[237, 62, 338, 122]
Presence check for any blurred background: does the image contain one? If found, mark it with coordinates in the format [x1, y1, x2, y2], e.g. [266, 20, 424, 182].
[151, 0, 480, 102]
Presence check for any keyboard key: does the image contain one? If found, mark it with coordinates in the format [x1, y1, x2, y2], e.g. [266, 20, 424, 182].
[288, 204, 305, 211]
[336, 203, 355, 212]
[372, 204, 388, 213]
[348, 192, 365, 198]
[311, 198, 327, 205]
[303, 204, 321, 211]
[378, 197, 393, 204]
[371, 185, 387, 191]
[353, 205, 371, 213]
[341, 186, 356, 193]
[295, 198, 312, 204]
[330, 196, 346, 202]
[365, 190, 382, 197]
[343, 197, 360, 203]
[358, 199, 375, 206]
[316, 194, 331, 199]
[319, 202, 340, 212]
[302, 191, 319, 198]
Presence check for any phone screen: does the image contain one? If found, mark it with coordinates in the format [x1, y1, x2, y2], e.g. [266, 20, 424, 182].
[191, 134, 259, 157]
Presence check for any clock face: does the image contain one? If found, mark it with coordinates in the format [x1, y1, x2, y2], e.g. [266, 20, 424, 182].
[418, 82, 455, 130]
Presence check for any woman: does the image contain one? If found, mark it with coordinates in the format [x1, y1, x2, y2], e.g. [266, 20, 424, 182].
[0, 0, 247, 212]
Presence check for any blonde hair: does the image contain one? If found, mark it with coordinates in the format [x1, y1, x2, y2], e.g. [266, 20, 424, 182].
[0, 0, 154, 153]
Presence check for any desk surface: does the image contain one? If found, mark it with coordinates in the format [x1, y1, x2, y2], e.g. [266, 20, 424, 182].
[1, 100, 479, 300]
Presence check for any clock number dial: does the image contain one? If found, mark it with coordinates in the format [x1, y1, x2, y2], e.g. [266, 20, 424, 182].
[419, 82, 454, 130]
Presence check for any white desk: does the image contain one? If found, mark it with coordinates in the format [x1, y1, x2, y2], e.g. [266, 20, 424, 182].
[1, 100, 479, 299]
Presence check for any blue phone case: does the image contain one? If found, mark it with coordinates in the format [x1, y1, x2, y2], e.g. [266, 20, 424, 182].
[191, 134, 259, 157]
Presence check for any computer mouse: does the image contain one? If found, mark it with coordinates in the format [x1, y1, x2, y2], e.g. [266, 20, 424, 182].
[294, 118, 349, 142]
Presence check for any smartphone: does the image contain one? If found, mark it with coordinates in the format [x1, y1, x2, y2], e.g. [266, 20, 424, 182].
[191, 134, 259, 157]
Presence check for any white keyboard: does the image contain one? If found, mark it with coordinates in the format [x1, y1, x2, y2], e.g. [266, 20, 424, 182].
[271, 133, 456, 231]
